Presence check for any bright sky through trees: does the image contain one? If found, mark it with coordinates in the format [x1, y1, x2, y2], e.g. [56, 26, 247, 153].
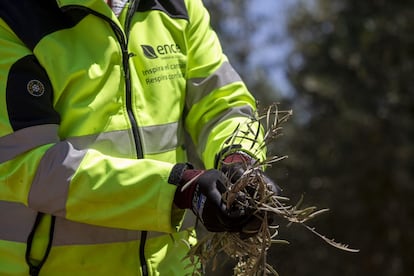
[247, 0, 297, 97]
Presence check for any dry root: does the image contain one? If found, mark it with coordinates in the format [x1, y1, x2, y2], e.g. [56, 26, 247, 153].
[183, 104, 359, 276]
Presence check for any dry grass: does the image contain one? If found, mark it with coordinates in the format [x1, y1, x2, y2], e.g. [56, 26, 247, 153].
[183, 104, 359, 275]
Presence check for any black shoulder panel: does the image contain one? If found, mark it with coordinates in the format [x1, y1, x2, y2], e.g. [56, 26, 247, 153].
[138, 0, 188, 20]
[0, 0, 87, 50]
[6, 55, 60, 131]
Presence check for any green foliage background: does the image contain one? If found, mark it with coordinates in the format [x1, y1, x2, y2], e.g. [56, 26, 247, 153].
[204, 0, 414, 275]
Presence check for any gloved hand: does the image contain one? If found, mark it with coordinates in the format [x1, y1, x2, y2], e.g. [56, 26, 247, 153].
[168, 163, 250, 232]
[219, 152, 281, 236]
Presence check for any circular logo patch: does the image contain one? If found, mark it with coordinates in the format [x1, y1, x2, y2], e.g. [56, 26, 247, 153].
[27, 80, 45, 97]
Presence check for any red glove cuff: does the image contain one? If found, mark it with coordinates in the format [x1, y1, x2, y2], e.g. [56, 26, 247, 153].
[223, 152, 252, 164]
[173, 169, 203, 209]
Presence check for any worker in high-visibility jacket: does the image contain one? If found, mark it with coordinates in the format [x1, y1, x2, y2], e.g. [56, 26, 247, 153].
[0, 0, 273, 275]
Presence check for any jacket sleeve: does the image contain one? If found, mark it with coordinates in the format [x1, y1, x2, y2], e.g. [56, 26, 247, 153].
[184, 0, 267, 168]
[0, 19, 179, 233]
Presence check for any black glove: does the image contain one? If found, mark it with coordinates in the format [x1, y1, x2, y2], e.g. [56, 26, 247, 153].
[168, 163, 250, 232]
[219, 152, 281, 235]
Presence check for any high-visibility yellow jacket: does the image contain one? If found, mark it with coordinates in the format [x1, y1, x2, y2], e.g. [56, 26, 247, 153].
[0, 0, 265, 275]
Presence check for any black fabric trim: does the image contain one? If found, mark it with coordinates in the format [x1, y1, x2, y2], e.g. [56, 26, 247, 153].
[139, 231, 148, 276]
[0, 0, 87, 50]
[6, 55, 60, 131]
[138, 0, 188, 20]
[25, 213, 56, 276]
[0, 0, 188, 50]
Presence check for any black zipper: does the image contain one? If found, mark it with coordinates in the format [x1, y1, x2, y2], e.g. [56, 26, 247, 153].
[123, 2, 149, 274]
[123, 1, 149, 274]
[63, 2, 148, 275]
[110, 0, 144, 159]
[65, 5, 144, 159]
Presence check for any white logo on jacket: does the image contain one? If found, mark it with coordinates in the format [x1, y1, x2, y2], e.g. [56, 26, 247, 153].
[27, 80, 45, 97]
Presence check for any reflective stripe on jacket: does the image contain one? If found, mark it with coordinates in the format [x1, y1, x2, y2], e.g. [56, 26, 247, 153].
[0, 0, 265, 275]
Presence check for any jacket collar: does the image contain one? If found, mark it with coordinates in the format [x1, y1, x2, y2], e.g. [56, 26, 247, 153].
[56, 0, 108, 8]
[55, 0, 120, 22]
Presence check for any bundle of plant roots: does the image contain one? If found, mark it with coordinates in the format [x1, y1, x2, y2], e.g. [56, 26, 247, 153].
[183, 104, 358, 276]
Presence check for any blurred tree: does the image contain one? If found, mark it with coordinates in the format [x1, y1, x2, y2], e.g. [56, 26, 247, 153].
[205, 0, 253, 78]
[272, 0, 414, 276]
[196, 1, 414, 275]
[204, 0, 284, 104]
